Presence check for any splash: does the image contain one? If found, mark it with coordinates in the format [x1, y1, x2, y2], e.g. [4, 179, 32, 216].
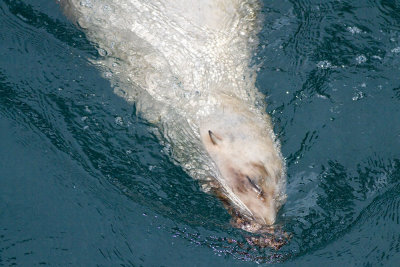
[61, 0, 286, 245]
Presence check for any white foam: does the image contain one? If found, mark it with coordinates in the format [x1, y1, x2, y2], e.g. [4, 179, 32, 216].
[391, 47, 400, 53]
[63, 0, 286, 223]
[356, 54, 367, 64]
[317, 60, 332, 69]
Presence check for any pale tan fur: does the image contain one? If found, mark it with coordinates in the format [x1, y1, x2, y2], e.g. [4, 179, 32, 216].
[199, 95, 286, 226]
[59, 0, 286, 233]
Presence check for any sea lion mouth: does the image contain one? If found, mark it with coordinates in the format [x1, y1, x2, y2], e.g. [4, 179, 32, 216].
[206, 177, 270, 230]
[201, 176, 290, 249]
[229, 206, 272, 233]
[229, 206, 290, 250]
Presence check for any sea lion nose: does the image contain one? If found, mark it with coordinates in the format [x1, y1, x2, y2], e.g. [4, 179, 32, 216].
[253, 195, 277, 226]
[264, 212, 276, 225]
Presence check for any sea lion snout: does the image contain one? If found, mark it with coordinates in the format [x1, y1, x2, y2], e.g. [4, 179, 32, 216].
[227, 164, 278, 225]
[199, 107, 285, 228]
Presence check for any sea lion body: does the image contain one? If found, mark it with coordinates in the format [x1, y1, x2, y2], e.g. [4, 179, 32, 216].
[61, 0, 286, 232]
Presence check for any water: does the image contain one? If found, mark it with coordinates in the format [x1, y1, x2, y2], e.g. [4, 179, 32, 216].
[1, 0, 399, 265]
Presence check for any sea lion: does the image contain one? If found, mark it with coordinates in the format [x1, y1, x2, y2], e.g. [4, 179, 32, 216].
[60, 0, 287, 247]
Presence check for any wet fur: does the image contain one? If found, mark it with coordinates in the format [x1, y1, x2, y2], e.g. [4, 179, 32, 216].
[199, 95, 286, 226]
[59, 0, 287, 247]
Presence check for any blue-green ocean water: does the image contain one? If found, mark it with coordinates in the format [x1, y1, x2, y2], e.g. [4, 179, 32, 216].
[1, 0, 400, 265]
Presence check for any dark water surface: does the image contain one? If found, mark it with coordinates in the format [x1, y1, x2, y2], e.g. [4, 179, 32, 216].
[1, 0, 400, 265]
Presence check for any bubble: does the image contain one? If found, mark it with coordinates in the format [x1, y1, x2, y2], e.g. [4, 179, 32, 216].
[346, 26, 361, 34]
[102, 5, 112, 12]
[97, 48, 108, 57]
[80, 0, 92, 8]
[115, 116, 123, 126]
[391, 47, 400, 53]
[316, 94, 328, 99]
[355, 55, 367, 64]
[352, 90, 365, 101]
[316, 60, 332, 69]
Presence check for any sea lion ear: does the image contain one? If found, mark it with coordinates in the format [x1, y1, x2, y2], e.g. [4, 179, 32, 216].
[208, 130, 222, 145]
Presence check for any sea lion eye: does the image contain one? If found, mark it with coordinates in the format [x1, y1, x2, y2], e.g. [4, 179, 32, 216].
[246, 175, 262, 194]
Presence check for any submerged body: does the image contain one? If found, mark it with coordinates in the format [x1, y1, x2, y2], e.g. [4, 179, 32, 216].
[61, 0, 286, 234]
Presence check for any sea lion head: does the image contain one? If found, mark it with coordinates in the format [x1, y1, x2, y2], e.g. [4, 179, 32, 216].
[200, 105, 286, 227]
